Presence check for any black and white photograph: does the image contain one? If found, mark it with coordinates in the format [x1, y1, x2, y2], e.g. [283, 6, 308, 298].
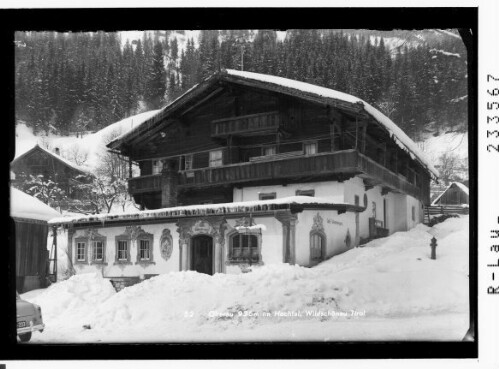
[3, 4, 489, 365]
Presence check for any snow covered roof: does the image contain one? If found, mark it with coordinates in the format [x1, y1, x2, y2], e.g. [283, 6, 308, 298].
[11, 187, 61, 222]
[12, 144, 90, 175]
[48, 196, 364, 227]
[431, 182, 469, 206]
[108, 69, 438, 179]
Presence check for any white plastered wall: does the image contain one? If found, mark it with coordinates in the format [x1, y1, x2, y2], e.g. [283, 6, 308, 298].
[295, 209, 356, 266]
[233, 180, 344, 202]
[71, 222, 180, 278]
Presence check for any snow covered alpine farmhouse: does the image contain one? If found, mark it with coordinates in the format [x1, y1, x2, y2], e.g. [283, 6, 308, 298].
[49, 69, 438, 284]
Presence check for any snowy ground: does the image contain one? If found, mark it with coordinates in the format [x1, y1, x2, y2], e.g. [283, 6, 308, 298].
[21, 215, 470, 343]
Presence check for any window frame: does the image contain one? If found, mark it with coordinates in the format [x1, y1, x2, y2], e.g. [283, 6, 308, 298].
[136, 233, 155, 265]
[296, 189, 315, 197]
[152, 159, 164, 175]
[309, 231, 326, 265]
[115, 235, 132, 265]
[303, 141, 318, 155]
[183, 154, 194, 171]
[227, 230, 262, 265]
[209, 149, 223, 167]
[259, 192, 276, 201]
[91, 238, 107, 265]
[75, 238, 88, 264]
[262, 145, 277, 156]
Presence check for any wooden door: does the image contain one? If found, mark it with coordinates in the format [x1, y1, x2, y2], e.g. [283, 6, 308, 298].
[191, 235, 213, 275]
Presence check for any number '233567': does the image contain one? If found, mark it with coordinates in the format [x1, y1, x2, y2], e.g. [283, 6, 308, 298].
[487, 75, 499, 153]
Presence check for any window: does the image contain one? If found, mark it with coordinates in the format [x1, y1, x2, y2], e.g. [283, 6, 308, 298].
[117, 240, 129, 261]
[183, 155, 193, 171]
[310, 232, 325, 262]
[152, 159, 163, 174]
[263, 146, 276, 156]
[92, 240, 104, 262]
[136, 231, 154, 264]
[412, 206, 416, 221]
[303, 142, 318, 155]
[296, 189, 315, 197]
[229, 233, 260, 264]
[139, 240, 151, 260]
[259, 192, 276, 200]
[209, 150, 223, 167]
[354, 195, 360, 206]
[76, 241, 86, 262]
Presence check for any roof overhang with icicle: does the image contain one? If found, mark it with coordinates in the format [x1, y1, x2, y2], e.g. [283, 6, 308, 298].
[48, 196, 365, 228]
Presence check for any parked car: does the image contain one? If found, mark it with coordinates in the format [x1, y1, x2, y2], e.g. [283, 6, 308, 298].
[16, 291, 44, 342]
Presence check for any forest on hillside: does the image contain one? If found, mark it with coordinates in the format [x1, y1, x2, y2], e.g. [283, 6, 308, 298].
[14, 30, 468, 141]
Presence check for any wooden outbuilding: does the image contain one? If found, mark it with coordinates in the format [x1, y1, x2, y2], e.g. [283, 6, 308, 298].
[11, 144, 90, 204]
[11, 188, 60, 292]
[431, 182, 469, 206]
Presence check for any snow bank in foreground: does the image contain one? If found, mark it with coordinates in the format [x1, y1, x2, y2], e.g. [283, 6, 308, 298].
[25, 216, 469, 342]
[86, 217, 468, 336]
[23, 273, 116, 336]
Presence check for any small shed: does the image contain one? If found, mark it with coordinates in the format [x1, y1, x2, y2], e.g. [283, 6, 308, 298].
[10, 188, 61, 292]
[431, 182, 469, 206]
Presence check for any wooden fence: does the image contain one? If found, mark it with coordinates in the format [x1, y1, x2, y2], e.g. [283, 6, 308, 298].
[424, 205, 469, 224]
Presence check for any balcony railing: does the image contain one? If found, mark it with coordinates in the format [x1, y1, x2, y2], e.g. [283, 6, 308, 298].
[128, 150, 429, 203]
[177, 150, 428, 203]
[128, 174, 162, 194]
[211, 111, 281, 137]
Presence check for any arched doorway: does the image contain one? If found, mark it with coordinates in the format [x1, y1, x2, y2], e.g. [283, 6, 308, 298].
[191, 235, 214, 275]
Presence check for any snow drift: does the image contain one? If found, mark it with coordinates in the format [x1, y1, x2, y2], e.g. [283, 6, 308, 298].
[23, 215, 469, 342]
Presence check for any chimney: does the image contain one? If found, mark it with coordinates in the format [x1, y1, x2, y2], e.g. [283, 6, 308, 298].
[55, 147, 60, 155]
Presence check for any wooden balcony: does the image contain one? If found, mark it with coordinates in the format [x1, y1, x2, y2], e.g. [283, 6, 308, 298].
[128, 150, 429, 203]
[128, 174, 162, 194]
[177, 150, 428, 203]
[211, 111, 281, 137]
